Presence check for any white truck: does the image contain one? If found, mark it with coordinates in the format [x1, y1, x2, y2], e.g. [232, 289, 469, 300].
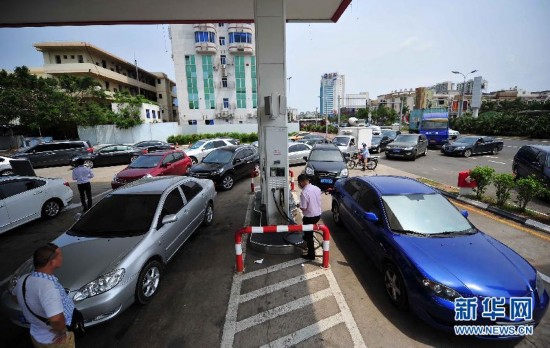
[332, 127, 373, 155]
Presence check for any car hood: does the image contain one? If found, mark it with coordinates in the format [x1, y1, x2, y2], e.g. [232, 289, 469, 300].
[116, 167, 157, 179]
[389, 141, 416, 148]
[52, 233, 145, 291]
[191, 162, 225, 172]
[393, 232, 534, 297]
[307, 161, 345, 172]
[184, 148, 202, 156]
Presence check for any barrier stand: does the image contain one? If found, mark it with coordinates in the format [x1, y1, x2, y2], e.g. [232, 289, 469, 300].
[250, 167, 259, 194]
[457, 170, 477, 196]
[289, 170, 295, 191]
[235, 224, 330, 273]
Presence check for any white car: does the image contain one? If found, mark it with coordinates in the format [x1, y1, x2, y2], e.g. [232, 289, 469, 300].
[185, 138, 237, 165]
[367, 125, 382, 135]
[0, 156, 14, 176]
[0, 176, 73, 234]
[449, 129, 460, 140]
[288, 142, 312, 165]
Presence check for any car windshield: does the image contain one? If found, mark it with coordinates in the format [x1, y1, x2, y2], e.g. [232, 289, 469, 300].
[382, 130, 397, 138]
[189, 140, 206, 150]
[372, 136, 382, 145]
[69, 194, 161, 237]
[382, 193, 474, 236]
[129, 155, 162, 168]
[454, 137, 478, 145]
[332, 136, 350, 146]
[394, 135, 418, 144]
[309, 149, 343, 162]
[421, 119, 448, 130]
[203, 149, 233, 164]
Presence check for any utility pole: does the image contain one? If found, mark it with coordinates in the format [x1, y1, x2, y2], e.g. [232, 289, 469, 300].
[337, 96, 341, 128]
[134, 55, 141, 96]
[452, 69, 478, 117]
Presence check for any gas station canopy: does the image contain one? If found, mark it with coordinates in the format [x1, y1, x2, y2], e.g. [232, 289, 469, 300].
[1, 0, 351, 27]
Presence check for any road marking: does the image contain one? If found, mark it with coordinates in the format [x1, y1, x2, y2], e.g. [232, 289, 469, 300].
[488, 160, 507, 165]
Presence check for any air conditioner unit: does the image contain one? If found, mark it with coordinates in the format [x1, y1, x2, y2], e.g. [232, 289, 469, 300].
[213, 66, 218, 71]
[221, 64, 226, 69]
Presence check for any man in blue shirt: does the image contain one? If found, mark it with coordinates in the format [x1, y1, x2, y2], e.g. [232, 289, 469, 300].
[360, 143, 370, 170]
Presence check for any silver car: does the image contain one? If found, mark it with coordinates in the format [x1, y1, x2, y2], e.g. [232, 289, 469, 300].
[2, 175, 216, 327]
[288, 142, 312, 165]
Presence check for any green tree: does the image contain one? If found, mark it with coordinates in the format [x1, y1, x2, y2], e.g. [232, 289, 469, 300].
[515, 176, 543, 212]
[111, 91, 147, 129]
[469, 166, 495, 200]
[492, 173, 516, 207]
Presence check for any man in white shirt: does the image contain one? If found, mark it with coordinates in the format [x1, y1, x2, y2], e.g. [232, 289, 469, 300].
[360, 143, 370, 170]
[72, 158, 94, 211]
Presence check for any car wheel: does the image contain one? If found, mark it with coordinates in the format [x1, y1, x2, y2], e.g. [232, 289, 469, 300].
[491, 146, 499, 155]
[203, 201, 214, 226]
[332, 201, 343, 226]
[410, 150, 417, 161]
[385, 154, 391, 160]
[423, 148, 428, 156]
[463, 149, 472, 158]
[375, 146, 380, 153]
[512, 165, 521, 180]
[136, 260, 163, 305]
[83, 160, 94, 168]
[0, 169, 14, 176]
[41, 199, 62, 219]
[190, 157, 198, 165]
[221, 174, 235, 190]
[383, 263, 408, 310]
[130, 155, 139, 162]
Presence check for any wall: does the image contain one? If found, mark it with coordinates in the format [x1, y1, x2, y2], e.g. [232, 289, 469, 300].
[77, 122, 299, 145]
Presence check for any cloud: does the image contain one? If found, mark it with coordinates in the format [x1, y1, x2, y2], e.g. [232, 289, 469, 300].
[399, 37, 419, 48]
[414, 42, 433, 52]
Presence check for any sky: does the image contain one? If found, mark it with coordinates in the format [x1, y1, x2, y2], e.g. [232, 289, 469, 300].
[0, 0, 549, 113]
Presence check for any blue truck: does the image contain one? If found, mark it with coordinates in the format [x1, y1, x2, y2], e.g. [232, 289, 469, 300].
[408, 108, 449, 146]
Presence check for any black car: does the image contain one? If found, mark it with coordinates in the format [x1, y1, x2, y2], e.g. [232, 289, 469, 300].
[513, 144, 550, 185]
[380, 129, 401, 141]
[441, 136, 504, 158]
[369, 135, 393, 153]
[189, 145, 259, 190]
[385, 134, 428, 161]
[133, 140, 175, 153]
[11, 140, 93, 168]
[70, 144, 145, 168]
[303, 143, 348, 192]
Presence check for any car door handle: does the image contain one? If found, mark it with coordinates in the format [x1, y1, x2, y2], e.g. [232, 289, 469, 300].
[183, 209, 189, 215]
[33, 191, 44, 195]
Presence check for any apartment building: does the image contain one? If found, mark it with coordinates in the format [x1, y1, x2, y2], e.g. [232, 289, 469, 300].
[30, 42, 178, 122]
[170, 23, 258, 125]
[320, 72, 345, 117]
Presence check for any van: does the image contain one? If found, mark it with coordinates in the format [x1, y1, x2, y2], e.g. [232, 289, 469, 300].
[512, 145, 550, 185]
[11, 140, 93, 168]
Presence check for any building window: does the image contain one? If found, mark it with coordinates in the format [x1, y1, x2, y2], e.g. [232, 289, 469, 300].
[63, 55, 67, 59]
[229, 32, 252, 44]
[235, 56, 246, 108]
[222, 77, 228, 88]
[157, 79, 161, 84]
[185, 55, 199, 110]
[223, 98, 229, 109]
[218, 23, 224, 27]
[152, 110, 156, 119]
[251, 56, 257, 108]
[202, 56, 216, 109]
[219, 37, 225, 46]
[146, 109, 150, 118]
[194, 31, 216, 43]
[220, 55, 226, 65]
[158, 93, 163, 99]
[105, 81, 110, 90]
[70, 55, 75, 59]
[77, 55, 83, 63]
[55, 55, 61, 64]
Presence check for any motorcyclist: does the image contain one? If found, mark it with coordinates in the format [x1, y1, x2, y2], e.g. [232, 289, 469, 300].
[360, 143, 370, 170]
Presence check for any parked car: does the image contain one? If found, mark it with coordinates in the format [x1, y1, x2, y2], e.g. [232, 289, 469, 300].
[2, 176, 216, 327]
[330, 175, 549, 337]
[251, 141, 259, 147]
[133, 140, 175, 153]
[441, 136, 503, 158]
[369, 135, 393, 153]
[0, 156, 14, 176]
[0, 176, 73, 234]
[385, 134, 428, 161]
[303, 143, 348, 192]
[448, 128, 460, 140]
[380, 129, 401, 141]
[367, 125, 382, 135]
[70, 144, 146, 168]
[289, 131, 310, 141]
[219, 137, 241, 145]
[111, 150, 192, 189]
[298, 137, 330, 147]
[513, 145, 550, 185]
[288, 142, 312, 165]
[11, 140, 93, 168]
[185, 138, 237, 165]
[189, 145, 259, 190]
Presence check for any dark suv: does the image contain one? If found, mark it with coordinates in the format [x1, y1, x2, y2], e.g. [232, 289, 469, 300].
[303, 143, 348, 192]
[513, 145, 550, 185]
[11, 140, 93, 168]
[385, 134, 428, 161]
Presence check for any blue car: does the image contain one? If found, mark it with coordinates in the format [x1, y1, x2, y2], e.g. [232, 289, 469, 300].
[331, 175, 549, 338]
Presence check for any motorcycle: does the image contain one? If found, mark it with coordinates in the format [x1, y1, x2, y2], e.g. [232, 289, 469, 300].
[346, 151, 378, 170]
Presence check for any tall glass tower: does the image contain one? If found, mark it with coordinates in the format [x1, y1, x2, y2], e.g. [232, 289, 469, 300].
[320, 72, 345, 117]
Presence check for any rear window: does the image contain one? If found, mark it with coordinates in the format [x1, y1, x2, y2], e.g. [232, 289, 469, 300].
[129, 155, 163, 168]
[309, 149, 343, 162]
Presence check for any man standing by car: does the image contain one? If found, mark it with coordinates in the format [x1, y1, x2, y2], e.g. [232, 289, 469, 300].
[12, 243, 75, 347]
[72, 158, 94, 211]
[297, 174, 322, 260]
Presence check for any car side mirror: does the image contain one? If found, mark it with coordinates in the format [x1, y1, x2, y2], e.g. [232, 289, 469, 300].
[234, 158, 242, 164]
[162, 214, 178, 225]
[303, 156, 308, 161]
[364, 211, 379, 222]
[460, 210, 469, 218]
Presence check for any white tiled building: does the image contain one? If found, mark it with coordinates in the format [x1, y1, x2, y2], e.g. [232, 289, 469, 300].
[320, 72, 345, 117]
[170, 23, 258, 125]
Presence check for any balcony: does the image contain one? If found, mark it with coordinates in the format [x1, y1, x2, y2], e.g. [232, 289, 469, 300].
[228, 43, 254, 55]
[195, 42, 217, 54]
[193, 23, 217, 33]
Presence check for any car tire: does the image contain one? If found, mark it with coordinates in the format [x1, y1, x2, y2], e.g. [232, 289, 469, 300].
[41, 199, 62, 219]
[190, 157, 198, 165]
[512, 165, 521, 180]
[464, 149, 472, 158]
[135, 260, 163, 305]
[332, 201, 343, 226]
[385, 154, 391, 160]
[491, 147, 499, 155]
[130, 155, 139, 162]
[83, 160, 94, 168]
[423, 148, 428, 156]
[202, 201, 214, 226]
[410, 150, 417, 161]
[383, 263, 408, 310]
[221, 174, 235, 190]
[0, 169, 14, 176]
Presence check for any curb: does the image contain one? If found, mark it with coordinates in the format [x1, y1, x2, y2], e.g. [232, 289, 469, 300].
[438, 190, 550, 236]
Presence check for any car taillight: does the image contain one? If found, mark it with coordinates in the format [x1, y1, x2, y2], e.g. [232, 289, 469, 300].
[87, 147, 94, 153]
[63, 182, 70, 187]
[141, 149, 148, 154]
[170, 145, 175, 149]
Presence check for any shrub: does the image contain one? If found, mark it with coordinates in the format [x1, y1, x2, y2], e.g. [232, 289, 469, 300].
[492, 173, 516, 207]
[469, 166, 495, 201]
[515, 176, 543, 212]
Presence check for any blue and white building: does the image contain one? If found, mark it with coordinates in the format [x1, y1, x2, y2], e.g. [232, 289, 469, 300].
[319, 72, 345, 117]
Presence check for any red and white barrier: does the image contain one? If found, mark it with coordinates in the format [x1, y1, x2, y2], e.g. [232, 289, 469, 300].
[289, 170, 295, 191]
[234, 224, 330, 272]
[250, 167, 260, 194]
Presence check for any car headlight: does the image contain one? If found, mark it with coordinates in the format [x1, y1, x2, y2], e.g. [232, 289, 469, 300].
[305, 167, 314, 175]
[455, 146, 465, 150]
[536, 271, 547, 301]
[73, 269, 125, 302]
[112, 174, 118, 182]
[422, 279, 460, 301]
[340, 168, 349, 177]
[144, 174, 153, 178]
[212, 168, 223, 175]
[8, 259, 33, 293]
[404, 147, 414, 151]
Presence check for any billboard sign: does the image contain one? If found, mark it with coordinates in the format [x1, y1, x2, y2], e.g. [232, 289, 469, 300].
[471, 76, 483, 108]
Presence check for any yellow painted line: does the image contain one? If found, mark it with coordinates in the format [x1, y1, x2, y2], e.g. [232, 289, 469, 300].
[451, 200, 550, 242]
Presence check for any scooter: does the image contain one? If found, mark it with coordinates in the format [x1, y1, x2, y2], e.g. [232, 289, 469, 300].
[346, 153, 379, 170]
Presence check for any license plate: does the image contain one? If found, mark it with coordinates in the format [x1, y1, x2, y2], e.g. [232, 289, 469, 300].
[430, 140, 436, 143]
[392, 149, 400, 153]
[320, 178, 333, 184]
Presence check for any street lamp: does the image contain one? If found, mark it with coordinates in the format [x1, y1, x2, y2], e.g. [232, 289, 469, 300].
[452, 69, 478, 117]
[287, 76, 292, 96]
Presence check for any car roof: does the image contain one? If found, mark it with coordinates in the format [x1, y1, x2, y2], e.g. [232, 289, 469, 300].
[311, 143, 339, 150]
[111, 175, 191, 195]
[213, 145, 254, 152]
[526, 144, 550, 152]
[142, 150, 183, 156]
[359, 175, 436, 195]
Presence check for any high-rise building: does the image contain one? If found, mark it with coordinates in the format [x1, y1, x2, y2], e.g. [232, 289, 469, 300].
[319, 72, 345, 117]
[170, 23, 258, 125]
